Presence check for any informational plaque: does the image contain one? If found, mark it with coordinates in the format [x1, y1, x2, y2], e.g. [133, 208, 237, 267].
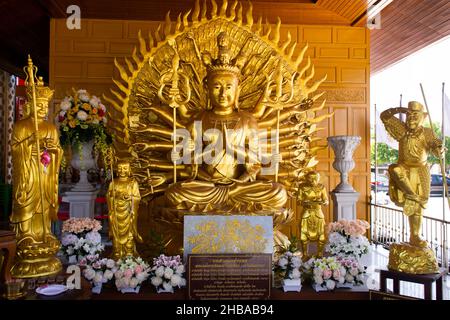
[183, 215, 273, 261]
[188, 254, 272, 300]
[369, 290, 419, 300]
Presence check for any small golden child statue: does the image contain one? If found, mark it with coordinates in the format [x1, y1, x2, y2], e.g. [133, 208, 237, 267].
[107, 160, 143, 259]
[297, 171, 329, 260]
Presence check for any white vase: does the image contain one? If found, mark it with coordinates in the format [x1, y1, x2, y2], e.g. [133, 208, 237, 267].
[327, 135, 361, 193]
[120, 285, 141, 294]
[336, 282, 353, 289]
[282, 279, 301, 292]
[92, 282, 102, 294]
[71, 140, 96, 191]
[157, 286, 174, 293]
[312, 283, 329, 292]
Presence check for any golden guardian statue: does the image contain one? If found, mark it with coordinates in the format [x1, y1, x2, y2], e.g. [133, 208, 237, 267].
[297, 171, 328, 260]
[10, 56, 63, 278]
[381, 101, 441, 273]
[107, 160, 143, 259]
[104, 0, 330, 251]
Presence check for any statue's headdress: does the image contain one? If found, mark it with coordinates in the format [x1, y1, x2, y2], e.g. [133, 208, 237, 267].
[204, 32, 248, 79]
[26, 78, 54, 102]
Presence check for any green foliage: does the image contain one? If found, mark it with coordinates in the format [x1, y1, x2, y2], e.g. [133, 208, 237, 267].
[371, 143, 398, 166]
[139, 230, 173, 261]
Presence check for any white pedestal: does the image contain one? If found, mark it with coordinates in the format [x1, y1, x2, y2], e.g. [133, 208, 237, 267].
[62, 190, 98, 219]
[331, 191, 359, 221]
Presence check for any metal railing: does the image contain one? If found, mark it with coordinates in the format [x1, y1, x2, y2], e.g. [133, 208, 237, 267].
[370, 203, 450, 270]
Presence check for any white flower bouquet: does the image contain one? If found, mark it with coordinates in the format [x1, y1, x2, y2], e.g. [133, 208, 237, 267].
[336, 256, 366, 287]
[83, 258, 117, 294]
[325, 219, 370, 261]
[60, 218, 104, 264]
[303, 256, 346, 291]
[273, 239, 302, 291]
[114, 256, 150, 294]
[150, 254, 186, 293]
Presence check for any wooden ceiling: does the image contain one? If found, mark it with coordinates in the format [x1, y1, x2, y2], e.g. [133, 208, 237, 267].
[371, 0, 450, 74]
[0, 0, 449, 79]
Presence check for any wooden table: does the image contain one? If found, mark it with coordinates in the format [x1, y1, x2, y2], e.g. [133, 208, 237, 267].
[0, 230, 16, 283]
[379, 268, 447, 300]
[92, 282, 369, 300]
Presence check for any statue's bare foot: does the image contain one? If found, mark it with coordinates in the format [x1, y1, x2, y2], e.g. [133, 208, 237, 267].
[410, 236, 428, 248]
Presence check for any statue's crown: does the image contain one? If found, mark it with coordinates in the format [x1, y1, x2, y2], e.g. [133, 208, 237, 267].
[24, 56, 54, 102]
[26, 78, 54, 101]
[206, 32, 247, 78]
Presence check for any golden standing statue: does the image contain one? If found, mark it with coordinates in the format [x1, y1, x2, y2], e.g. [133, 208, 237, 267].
[107, 160, 143, 259]
[297, 171, 328, 260]
[381, 101, 441, 273]
[104, 0, 330, 252]
[10, 57, 63, 278]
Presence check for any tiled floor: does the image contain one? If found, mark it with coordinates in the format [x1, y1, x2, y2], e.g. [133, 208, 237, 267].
[366, 244, 450, 300]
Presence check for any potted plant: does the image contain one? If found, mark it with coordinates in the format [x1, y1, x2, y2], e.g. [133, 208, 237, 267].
[273, 237, 302, 292]
[60, 217, 104, 264]
[149, 254, 186, 293]
[114, 256, 150, 294]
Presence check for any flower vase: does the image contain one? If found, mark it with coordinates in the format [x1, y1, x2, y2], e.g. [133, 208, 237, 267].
[120, 286, 141, 294]
[282, 279, 301, 292]
[336, 282, 353, 289]
[92, 282, 102, 294]
[312, 283, 329, 292]
[71, 140, 96, 191]
[157, 286, 174, 294]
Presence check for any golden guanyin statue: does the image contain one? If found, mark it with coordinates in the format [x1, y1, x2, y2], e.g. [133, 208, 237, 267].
[104, 0, 330, 251]
[381, 101, 441, 273]
[107, 160, 143, 259]
[10, 56, 63, 278]
[297, 171, 328, 260]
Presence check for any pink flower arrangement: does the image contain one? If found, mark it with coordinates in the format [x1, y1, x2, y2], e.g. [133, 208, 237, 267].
[114, 256, 150, 293]
[150, 255, 186, 293]
[325, 219, 370, 261]
[326, 219, 369, 237]
[62, 217, 102, 234]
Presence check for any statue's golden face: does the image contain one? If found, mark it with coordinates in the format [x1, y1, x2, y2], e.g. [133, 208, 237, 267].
[117, 163, 130, 177]
[208, 73, 238, 109]
[406, 111, 424, 130]
[307, 173, 319, 185]
[35, 99, 49, 119]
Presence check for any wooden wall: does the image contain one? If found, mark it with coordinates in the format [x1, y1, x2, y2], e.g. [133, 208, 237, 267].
[50, 19, 370, 233]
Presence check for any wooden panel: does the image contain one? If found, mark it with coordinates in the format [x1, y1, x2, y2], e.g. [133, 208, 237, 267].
[303, 27, 333, 43]
[318, 47, 349, 59]
[352, 48, 367, 59]
[54, 60, 83, 78]
[90, 21, 124, 39]
[341, 68, 366, 84]
[86, 61, 114, 79]
[73, 41, 107, 54]
[371, 0, 450, 73]
[335, 28, 366, 44]
[317, 0, 368, 24]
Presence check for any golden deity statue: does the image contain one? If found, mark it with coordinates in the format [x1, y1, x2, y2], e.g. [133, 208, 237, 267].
[164, 31, 287, 213]
[10, 56, 63, 278]
[104, 0, 330, 252]
[381, 101, 441, 273]
[297, 171, 328, 260]
[107, 160, 143, 259]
